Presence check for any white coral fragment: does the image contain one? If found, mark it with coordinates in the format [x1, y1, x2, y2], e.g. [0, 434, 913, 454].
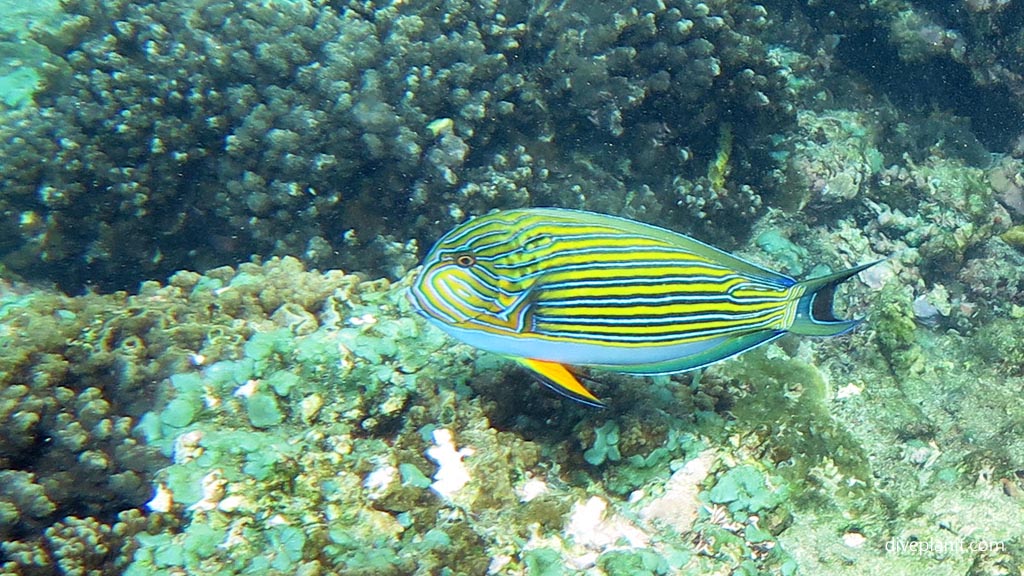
[425, 428, 473, 499]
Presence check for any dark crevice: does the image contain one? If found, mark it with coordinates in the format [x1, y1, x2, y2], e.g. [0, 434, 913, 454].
[835, 25, 1020, 153]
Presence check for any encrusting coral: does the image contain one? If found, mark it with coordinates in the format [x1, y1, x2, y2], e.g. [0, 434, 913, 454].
[1, 236, 1023, 574]
[0, 257, 368, 574]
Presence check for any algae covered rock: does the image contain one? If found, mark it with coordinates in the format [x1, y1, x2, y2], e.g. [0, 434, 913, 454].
[0, 257, 382, 574]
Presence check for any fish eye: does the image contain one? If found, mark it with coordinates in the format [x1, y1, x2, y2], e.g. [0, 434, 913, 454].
[453, 253, 477, 268]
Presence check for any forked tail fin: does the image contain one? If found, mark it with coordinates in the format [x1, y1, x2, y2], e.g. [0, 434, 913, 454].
[788, 260, 883, 337]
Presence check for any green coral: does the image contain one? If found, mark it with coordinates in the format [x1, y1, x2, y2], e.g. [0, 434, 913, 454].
[707, 465, 788, 515]
[1001, 225, 1024, 250]
[720, 347, 873, 495]
[873, 282, 923, 373]
[159, 397, 198, 429]
[755, 229, 809, 275]
[398, 463, 431, 489]
[584, 421, 622, 466]
[246, 392, 283, 429]
[599, 548, 670, 576]
[522, 548, 563, 576]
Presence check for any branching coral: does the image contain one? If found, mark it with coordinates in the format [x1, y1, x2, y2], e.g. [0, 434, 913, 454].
[0, 0, 797, 292]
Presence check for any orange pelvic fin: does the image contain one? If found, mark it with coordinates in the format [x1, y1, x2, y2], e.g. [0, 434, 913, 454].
[517, 357, 605, 408]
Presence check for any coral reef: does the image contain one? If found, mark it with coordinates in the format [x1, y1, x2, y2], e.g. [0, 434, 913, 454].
[779, 109, 886, 211]
[3, 1, 1024, 574]
[1, 242, 1024, 574]
[102, 256, 817, 575]
[0, 284, 175, 557]
[0, 254, 834, 574]
[0, 0, 796, 292]
[908, 0, 1024, 103]
[0, 257, 371, 574]
[792, 0, 1024, 146]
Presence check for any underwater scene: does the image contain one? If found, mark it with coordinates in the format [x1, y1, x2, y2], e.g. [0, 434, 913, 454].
[2, 0, 1024, 574]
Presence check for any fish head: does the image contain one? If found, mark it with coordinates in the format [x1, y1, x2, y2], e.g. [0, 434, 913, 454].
[409, 211, 549, 334]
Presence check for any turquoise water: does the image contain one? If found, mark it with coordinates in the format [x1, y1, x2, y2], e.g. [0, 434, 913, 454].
[1, 1, 1024, 575]
[0, 0, 59, 106]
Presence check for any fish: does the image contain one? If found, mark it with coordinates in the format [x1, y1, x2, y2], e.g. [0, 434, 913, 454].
[408, 208, 879, 407]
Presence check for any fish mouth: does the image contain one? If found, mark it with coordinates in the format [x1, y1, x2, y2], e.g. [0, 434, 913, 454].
[406, 284, 493, 327]
[404, 286, 433, 320]
[405, 286, 422, 310]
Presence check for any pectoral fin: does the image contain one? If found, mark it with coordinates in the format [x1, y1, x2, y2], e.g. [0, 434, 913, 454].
[516, 358, 605, 408]
[494, 283, 538, 331]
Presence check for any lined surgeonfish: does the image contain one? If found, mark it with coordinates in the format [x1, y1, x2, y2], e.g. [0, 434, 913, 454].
[408, 208, 880, 407]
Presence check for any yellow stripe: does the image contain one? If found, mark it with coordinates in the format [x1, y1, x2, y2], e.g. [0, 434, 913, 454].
[545, 300, 789, 316]
[538, 264, 733, 283]
[536, 313, 782, 336]
[540, 279, 749, 300]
